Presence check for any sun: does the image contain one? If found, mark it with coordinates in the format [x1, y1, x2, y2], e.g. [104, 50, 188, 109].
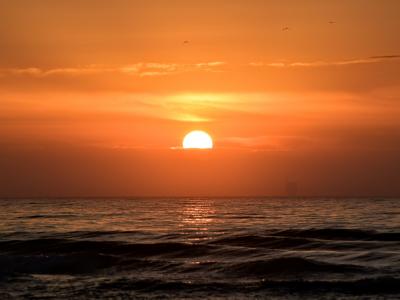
[182, 130, 213, 149]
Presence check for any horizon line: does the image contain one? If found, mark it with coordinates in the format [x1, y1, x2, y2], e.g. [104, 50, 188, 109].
[0, 195, 397, 200]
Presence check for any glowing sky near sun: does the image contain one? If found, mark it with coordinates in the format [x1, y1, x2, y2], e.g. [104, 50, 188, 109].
[1, 0, 400, 197]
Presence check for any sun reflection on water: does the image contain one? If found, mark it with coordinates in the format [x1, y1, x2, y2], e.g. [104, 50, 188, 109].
[177, 199, 216, 238]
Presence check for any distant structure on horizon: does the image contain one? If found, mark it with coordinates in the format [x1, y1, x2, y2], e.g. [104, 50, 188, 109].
[285, 180, 298, 197]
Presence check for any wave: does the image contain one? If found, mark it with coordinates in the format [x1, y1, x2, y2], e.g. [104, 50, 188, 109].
[97, 276, 400, 295]
[0, 253, 372, 277]
[221, 257, 369, 276]
[0, 239, 213, 257]
[209, 228, 400, 250]
[2, 273, 400, 296]
[0, 229, 398, 280]
[0, 253, 118, 275]
[17, 214, 77, 219]
[270, 228, 400, 241]
[210, 234, 322, 249]
[3, 228, 399, 242]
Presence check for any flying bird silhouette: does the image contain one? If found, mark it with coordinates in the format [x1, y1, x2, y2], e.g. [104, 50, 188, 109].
[282, 27, 290, 31]
[328, 21, 337, 24]
[183, 40, 190, 45]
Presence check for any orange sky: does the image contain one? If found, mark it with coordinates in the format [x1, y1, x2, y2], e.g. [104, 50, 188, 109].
[1, 0, 400, 197]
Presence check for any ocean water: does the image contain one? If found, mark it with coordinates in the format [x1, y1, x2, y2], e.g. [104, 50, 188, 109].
[0, 197, 399, 299]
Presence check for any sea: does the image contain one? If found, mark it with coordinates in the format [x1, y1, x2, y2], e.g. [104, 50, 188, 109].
[0, 197, 399, 299]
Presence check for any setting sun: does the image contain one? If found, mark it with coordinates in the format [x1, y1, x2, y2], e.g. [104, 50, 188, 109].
[182, 130, 213, 149]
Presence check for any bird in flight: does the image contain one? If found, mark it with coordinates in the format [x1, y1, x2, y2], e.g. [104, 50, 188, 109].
[282, 27, 290, 31]
[328, 21, 337, 24]
[183, 40, 190, 45]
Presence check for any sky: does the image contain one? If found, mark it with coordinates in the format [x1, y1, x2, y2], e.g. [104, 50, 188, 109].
[1, 0, 400, 197]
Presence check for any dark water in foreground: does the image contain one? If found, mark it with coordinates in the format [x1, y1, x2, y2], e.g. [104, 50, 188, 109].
[0, 198, 399, 299]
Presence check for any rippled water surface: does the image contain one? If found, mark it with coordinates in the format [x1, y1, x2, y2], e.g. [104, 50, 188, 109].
[0, 198, 399, 299]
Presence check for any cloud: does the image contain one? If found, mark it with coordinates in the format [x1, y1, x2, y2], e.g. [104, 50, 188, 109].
[2, 56, 397, 79]
[8, 55, 399, 79]
[220, 135, 314, 150]
[369, 55, 400, 59]
[249, 55, 400, 68]
[1, 57, 398, 94]
[0, 62, 226, 78]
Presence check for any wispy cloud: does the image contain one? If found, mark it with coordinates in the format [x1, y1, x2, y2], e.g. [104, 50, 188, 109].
[0, 62, 226, 78]
[2, 55, 397, 78]
[368, 55, 400, 59]
[249, 55, 400, 68]
[220, 135, 314, 151]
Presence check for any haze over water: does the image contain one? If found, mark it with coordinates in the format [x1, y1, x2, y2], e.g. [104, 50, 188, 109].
[1, 197, 399, 299]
